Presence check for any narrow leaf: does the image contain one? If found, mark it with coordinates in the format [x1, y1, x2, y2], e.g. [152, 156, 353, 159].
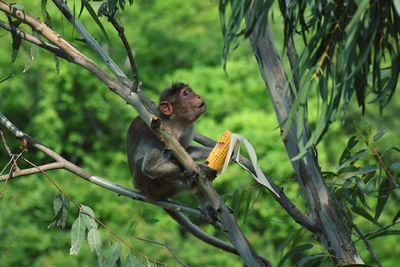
[394, 0, 400, 17]
[374, 179, 391, 222]
[297, 253, 326, 267]
[8, 20, 22, 63]
[351, 206, 375, 223]
[339, 136, 359, 165]
[373, 130, 386, 141]
[70, 216, 86, 255]
[367, 230, 400, 240]
[104, 243, 122, 267]
[81, 0, 109, 40]
[23, 42, 37, 72]
[392, 210, 400, 225]
[88, 228, 104, 266]
[278, 244, 313, 267]
[81, 205, 98, 230]
[48, 194, 69, 229]
[88, 228, 102, 253]
[125, 254, 140, 267]
[390, 162, 400, 170]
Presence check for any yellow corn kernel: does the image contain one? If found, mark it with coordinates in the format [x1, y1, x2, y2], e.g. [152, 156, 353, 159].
[207, 131, 232, 172]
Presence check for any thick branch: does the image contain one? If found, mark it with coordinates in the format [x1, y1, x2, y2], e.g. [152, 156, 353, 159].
[245, 5, 364, 265]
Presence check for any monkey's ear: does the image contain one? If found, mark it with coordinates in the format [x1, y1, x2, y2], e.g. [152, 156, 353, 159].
[160, 101, 174, 116]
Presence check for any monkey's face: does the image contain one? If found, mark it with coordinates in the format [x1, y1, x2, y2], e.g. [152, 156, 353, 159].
[175, 86, 207, 122]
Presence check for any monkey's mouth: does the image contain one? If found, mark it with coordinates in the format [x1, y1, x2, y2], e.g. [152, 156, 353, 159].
[198, 102, 206, 111]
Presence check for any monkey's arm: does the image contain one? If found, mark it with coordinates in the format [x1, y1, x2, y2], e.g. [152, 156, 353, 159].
[141, 148, 186, 179]
[186, 145, 212, 161]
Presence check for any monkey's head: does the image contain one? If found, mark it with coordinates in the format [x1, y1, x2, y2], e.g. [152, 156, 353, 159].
[159, 82, 207, 123]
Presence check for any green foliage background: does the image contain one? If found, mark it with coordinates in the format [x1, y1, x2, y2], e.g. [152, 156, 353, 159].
[0, 0, 399, 266]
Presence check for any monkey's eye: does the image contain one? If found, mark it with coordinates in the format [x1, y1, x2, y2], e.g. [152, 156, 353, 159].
[182, 88, 192, 97]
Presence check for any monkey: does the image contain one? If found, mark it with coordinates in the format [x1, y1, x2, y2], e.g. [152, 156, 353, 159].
[127, 82, 213, 201]
[126, 83, 271, 266]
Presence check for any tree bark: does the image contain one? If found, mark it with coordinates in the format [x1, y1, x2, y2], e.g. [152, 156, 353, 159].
[245, 14, 364, 265]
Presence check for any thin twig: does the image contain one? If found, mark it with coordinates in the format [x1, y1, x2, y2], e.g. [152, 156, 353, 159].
[103, 10, 139, 92]
[0, 129, 12, 156]
[353, 224, 382, 267]
[0, 151, 24, 198]
[0, 162, 64, 180]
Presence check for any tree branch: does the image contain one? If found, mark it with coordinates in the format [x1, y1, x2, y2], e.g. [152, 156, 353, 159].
[0, 162, 64, 180]
[353, 224, 382, 267]
[102, 9, 140, 92]
[245, 4, 364, 264]
[0, 20, 72, 61]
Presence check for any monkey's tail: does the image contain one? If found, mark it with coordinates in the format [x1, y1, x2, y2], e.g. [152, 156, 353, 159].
[163, 209, 237, 254]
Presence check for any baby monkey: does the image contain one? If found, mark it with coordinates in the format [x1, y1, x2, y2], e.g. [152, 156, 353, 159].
[127, 82, 213, 200]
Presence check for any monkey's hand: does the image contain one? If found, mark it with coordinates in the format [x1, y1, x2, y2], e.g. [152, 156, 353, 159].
[182, 169, 199, 186]
[199, 164, 217, 181]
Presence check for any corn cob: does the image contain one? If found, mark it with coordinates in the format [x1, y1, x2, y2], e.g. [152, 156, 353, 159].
[207, 131, 232, 172]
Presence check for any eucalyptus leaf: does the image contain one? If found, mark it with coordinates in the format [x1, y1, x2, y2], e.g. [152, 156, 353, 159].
[104, 243, 122, 267]
[367, 230, 400, 240]
[81, 205, 98, 230]
[88, 228, 104, 266]
[125, 254, 140, 267]
[48, 194, 69, 229]
[277, 244, 313, 267]
[296, 253, 326, 267]
[70, 216, 86, 255]
[394, 0, 400, 17]
[375, 179, 391, 222]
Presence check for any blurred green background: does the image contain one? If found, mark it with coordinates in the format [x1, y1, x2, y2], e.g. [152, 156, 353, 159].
[0, 1, 399, 266]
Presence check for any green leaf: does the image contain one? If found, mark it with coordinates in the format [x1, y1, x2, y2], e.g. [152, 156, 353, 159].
[374, 179, 391, 222]
[81, 205, 98, 230]
[339, 136, 360, 165]
[48, 194, 69, 229]
[297, 253, 326, 267]
[394, 0, 400, 17]
[88, 228, 104, 266]
[277, 244, 313, 267]
[367, 230, 400, 240]
[23, 42, 37, 72]
[81, 0, 109, 40]
[351, 206, 375, 223]
[393, 210, 400, 225]
[104, 243, 122, 267]
[390, 162, 400, 170]
[125, 254, 140, 267]
[70, 216, 86, 255]
[373, 130, 386, 141]
[88, 228, 102, 253]
[7, 17, 22, 63]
